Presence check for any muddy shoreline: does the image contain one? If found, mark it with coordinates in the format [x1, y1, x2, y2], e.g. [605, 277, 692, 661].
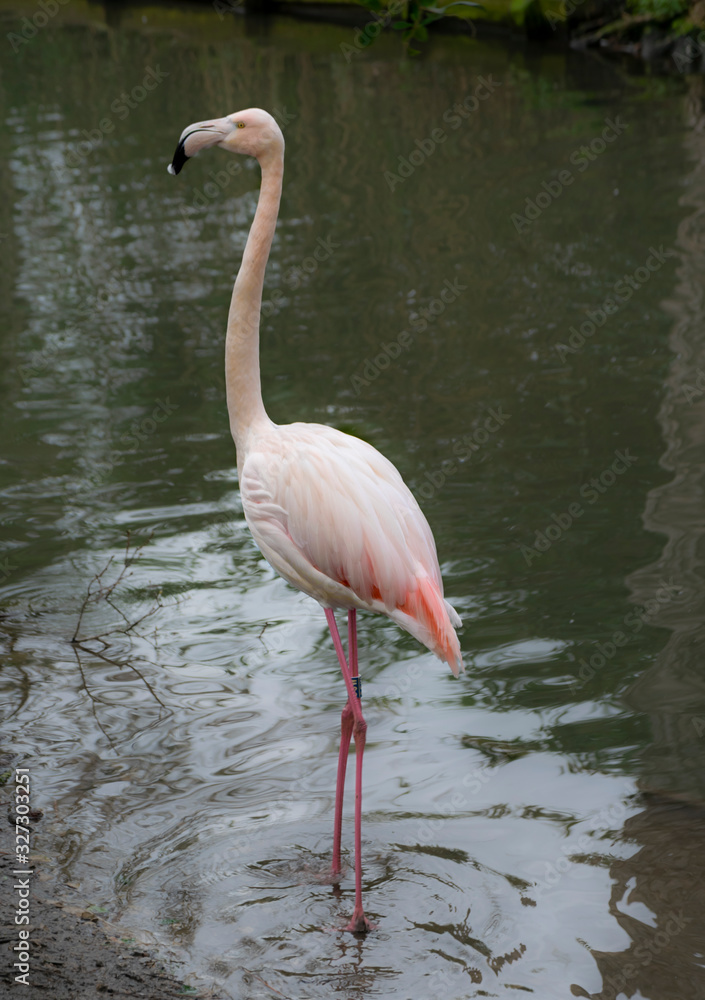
[1, 814, 222, 1000]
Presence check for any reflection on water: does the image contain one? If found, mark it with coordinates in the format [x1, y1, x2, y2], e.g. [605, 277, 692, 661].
[0, 2, 702, 997]
[590, 77, 705, 1000]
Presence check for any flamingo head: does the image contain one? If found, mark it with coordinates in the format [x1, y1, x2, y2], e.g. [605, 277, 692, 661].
[167, 108, 284, 176]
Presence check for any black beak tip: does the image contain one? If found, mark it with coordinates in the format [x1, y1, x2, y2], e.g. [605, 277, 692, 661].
[167, 138, 189, 176]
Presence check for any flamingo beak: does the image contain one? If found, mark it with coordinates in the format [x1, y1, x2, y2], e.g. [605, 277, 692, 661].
[167, 117, 233, 176]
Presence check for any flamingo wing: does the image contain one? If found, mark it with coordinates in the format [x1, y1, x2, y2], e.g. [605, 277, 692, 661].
[239, 423, 463, 674]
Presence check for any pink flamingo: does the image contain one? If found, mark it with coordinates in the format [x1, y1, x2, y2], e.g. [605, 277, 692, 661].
[168, 109, 463, 934]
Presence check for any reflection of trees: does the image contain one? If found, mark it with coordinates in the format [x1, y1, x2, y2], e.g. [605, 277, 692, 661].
[625, 77, 705, 800]
[586, 78, 705, 1000]
[588, 795, 705, 1000]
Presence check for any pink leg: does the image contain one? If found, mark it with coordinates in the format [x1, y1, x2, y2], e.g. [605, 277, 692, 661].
[348, 608, 358, 680]
[324, 608, 372, 933]
[331, 699, 353, 875]
[332, 610, 359, 873]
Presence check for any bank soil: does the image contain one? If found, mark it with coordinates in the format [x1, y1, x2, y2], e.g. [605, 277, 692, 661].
[1, 823, 220, 1000]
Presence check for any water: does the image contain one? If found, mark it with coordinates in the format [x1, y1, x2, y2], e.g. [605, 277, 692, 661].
[2, 4, 705, 997]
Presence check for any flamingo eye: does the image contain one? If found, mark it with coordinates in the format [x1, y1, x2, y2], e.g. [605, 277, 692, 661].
[236, 122, 245, 129]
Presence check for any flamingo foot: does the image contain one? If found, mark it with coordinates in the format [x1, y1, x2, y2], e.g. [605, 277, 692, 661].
[316, 862, 346, 884]
[340, 905, 375, 934]
[301, 861, 347, 885]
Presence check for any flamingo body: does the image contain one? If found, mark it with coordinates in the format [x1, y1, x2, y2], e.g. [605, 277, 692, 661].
[239, 420, 463, 675]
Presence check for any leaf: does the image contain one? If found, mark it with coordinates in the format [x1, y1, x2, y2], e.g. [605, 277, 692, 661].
[408, 46, 422, 54]
[393, 19, 413, 26]
[414, 22, 429, 38]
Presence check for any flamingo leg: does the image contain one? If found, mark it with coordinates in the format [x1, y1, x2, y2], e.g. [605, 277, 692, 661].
[331, 610, 359, 873]
[331, 699, 353, 875]
[324, 608, 372, 933]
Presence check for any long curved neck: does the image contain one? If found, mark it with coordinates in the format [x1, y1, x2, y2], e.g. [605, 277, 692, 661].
[225, 150, 283, 453]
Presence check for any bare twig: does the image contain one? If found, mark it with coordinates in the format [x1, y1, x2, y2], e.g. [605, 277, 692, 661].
[242, 970, 290, 998]
[71, 556, 114, 643]
[71, 645, 117, 751]
[73, 641, 171, 715]
[68, 532, 177, 743]
[70, 531, 161, 647]
[104, 592, 133, 628]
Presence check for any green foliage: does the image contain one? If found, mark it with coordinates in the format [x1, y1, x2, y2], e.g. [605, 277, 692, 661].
[629, 0, 688, 19]
[509, 0, 536, 25]
[355, 0, 481, 53]
[671, 14, 696, 32]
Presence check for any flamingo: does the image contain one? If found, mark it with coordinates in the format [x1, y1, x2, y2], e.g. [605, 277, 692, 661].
[168, 109, 463, 933]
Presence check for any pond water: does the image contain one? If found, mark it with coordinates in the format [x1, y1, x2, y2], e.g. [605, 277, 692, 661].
[2, 3, 705, 998]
